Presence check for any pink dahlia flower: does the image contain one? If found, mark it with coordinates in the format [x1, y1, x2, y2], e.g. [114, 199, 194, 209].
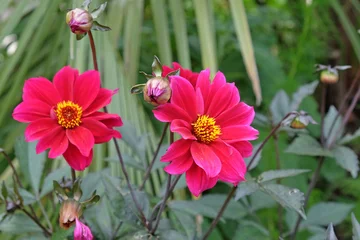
[154, 69, 258, 196]
[12, 66, 122, 171]
[74, 218, 93, 240]
[162, 62, 199, 87]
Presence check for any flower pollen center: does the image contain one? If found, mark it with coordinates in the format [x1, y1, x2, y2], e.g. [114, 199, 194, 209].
[192, 115, 221, 144]
[55, 101, 82, 129]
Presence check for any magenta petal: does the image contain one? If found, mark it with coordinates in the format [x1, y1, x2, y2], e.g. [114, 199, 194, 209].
[195, 69, 210, 103]
[25, 118, 59, 141]
[186, 163, 218, 197]
[73, 70, 100, 110]
[74, 218, 93, 240]
[190, 142, 221, 178]
[81, 118, 121, 143]
[170, 76, 197, 120]
[231, 141, 253, 158]
[196, 87, 204, 115]
[66, 126, 94, 157]
[22, 77, 61, 105]
[53, 66, 78, 101]
[35, 127, 68, 158]
[85, 112, 123, 128]
[170, 120, 196, 140]
[153, 104, 193, 123]
[206, 83, 233, 117]
[83, 88, 118, 116]
[13, 100, 51, 123]
[216, 102, 255, 127]
[63, 144, 93, 171]
[161, 139, 192, 162]
[204, 71, 227, 112]
[221, 126, 259, 143]
[164, 155, 193, 175]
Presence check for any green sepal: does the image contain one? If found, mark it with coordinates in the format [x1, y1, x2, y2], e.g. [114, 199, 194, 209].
[92, 21, 111, 31]
[53, 180, 69, 202]
[91, 2, 107, 19]
[81, 190, 100, 208]
[139, 71, 153, 80]
[76, 33, 87, 41]
[82, 0, 92, 10]
[152, 55, 163, 77]
[165, 69, 180, 78]
[130, 84, 146, 94]
[72, 179, 82, 201]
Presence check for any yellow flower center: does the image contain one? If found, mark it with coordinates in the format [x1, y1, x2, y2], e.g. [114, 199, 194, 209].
[55, 101, 82, 129]
[192, 115, 221, 144]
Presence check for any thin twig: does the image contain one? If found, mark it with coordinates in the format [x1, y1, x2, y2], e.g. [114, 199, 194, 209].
[87, 30, 148, 229]
[273, 133, 283, 235]
[111, 221, 123, 240]
[1, 150, 23, 188]
[37, 197, 53, 232]
[201, 186, 237, 240]
[139, 123, 169, 190]
[21, 207, 52, 237]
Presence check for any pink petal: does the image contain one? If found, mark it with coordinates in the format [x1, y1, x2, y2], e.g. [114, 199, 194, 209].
[73, 70, 100, 110]
[204, 71, 227, 112]
[216, 102, 255, 128]
[206, 83, 234, 117]
[53, 66, 78, 101]
[221, 126, 259, 143]
[12, 100, 51, 123]
[63, 143, 93, 171]
[153, 103, 192, 123]
[162, 65, 174, 77]
[190, 141, 221, 178]
[231, 141, 253, 158]
[170, 120, 196, 140]
[81, 118, 121, 144]
[195, 69, 211, 103]
[161, 139, 192, 162]
[35, 127, 68, 158]
[66, 126, 94, 157]
[196, 87, 204, 115]
[170, 76, 197, 120]
[164, 155, 193, 175]
[74, 218, 93, 240]
[186, 163, 218, 197]
[211, 142, 246, 184]
[85, 112, 123, 128]
[83, 88, 118, 116]
[25, 118, 59, 141]
[22, 77, 61, 106]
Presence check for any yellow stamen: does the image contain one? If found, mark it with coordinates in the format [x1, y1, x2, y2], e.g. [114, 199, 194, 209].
[55, 101, 82, 129]
[192, 115, 221, 144]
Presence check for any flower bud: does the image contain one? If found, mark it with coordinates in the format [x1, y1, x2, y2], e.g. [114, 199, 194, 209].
[66, 8, 93, 35]
[320, 70, 338, 84]
[143, 77, 171, 106]
[59, 199, 82, 229]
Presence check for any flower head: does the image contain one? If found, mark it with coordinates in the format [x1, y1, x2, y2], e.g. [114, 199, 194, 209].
[66, 8, 93, 35]
[12, 66, 122, 171]
[74, 218, 93, 240]
[59, 199, 82, 229]
[143, 77, 171, 106]
[154, 69, 258, 196]
[162, 62, 199, 87]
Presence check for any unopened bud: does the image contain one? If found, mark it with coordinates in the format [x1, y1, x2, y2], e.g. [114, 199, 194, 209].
[66, 8, 93, 35]
[143, 77, 171, 106]
[59, 199, 82, 229]
[320, 70, 338, 84]
[283, 111, 317, 129]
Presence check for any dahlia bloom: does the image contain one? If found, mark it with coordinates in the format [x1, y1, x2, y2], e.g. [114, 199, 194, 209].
[74, 218, 93, 240]
[154, 69, 258, 196]
[162, 62, 199, 87]
[12, 66, 122, 171]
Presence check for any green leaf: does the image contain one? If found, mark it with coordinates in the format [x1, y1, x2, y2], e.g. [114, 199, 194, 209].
[305, 202, 354, 226]
[258, 169, 310, 183]
[290, 81, 319, 111]
[234, 220, 270, 240]
[172, 210, 196, 239]
[14, 137, 45, 194]
[91, 2, 107, 19]
[51, 227, 73, 240]
[234, 178, 259, 200]
[40, 166, 71, 198]
[332, 146, 359, 178]
[261, 184, 306, 219]
[270, 90, 290, 124]
[92, 21, 111, 31]
[326, 223, 338, 240]
[339, 128, 360, 144]
[158, 230, 186, 240]
[244, 143, 262, 170]
[286, 134, 333, 157]
[352, 213, 360, 240]
[0, 213, 42, 234]
[324, 106, 343, 146]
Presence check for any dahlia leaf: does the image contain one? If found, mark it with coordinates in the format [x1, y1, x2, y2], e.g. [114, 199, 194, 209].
[234, 220, 270, 240]
[0, 213, 43, 234]
[261, 184, 306, 219]
[326, 223, 338, 240]
[159, 230, 186, 240]
[234, 178, 259, 200]
[270, 90, 290, 124]
[40, 166, 71, 198]
[332, 146, 359, 178]
[258, 169, 311, 183]
[172, 210, 196, 239]
[91, 2, 107, 19]
[352, 213, 360, 240]
[285, 134, 333, 157]
[324, 106, 343, 145]
[305, 202, 354, 226]
[290, 81, 319, 111]
[339, 128, 360, 144]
